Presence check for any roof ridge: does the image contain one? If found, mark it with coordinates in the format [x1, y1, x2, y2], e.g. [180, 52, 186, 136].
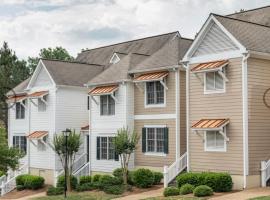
[40, 58, 104, 66]
[226, 5, 270, 16]
[212, 13, 270, 29]
[81, 31, 179, 53]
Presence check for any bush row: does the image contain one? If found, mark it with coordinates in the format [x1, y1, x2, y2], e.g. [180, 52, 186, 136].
[16, 174, 45, 190]
[176, 172, 233, 192]
[164, 184, 213, 197]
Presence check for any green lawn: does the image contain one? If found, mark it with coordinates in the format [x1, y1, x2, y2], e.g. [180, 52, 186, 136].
[142, 196, 205, 200]
[31, 191, 121, 200]
[249, 196, 270, 200]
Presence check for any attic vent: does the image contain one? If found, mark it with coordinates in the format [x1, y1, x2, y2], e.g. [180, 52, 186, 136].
[109, 53, 121, 64]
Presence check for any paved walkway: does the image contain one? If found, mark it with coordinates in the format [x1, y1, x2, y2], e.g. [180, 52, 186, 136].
[210, 188, 270, 200]
[114, 188, 163, 200]
[0, 192, 46, 200]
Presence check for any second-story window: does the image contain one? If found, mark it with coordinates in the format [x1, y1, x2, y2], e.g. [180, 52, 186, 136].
[13, 135, 27, 153]
[38, 97, 47, 112]
[205, 70, 225, 93]
[146, 81, 164, 105]
[100, 95, 115, 116]
[16, 101, 25, 119]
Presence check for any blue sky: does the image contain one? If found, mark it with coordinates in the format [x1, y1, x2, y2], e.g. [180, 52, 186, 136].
[0, 0, 269, 59]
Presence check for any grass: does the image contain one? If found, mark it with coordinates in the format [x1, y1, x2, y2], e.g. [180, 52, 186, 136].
[143, 196, 205, 200]
[249, 196, 270, 200]
[31, 191, 121, 200]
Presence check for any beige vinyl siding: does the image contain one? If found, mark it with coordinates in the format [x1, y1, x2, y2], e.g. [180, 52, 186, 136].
[189, 57, 243, 175]
[180, 71, 187, 154]
[134, 71, 176, 115]
[134, 119, 176, 167]
[248, 58, 270, 175]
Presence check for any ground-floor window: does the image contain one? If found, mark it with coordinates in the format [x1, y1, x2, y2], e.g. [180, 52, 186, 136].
[13, 135, 27, 153]
[142, 127, 168, 154]
[204, 130, 226, 152]
[96, 136, 118, 161]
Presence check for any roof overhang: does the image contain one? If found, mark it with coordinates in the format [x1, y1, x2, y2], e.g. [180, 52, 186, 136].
[89, 85, 119, 96]
[133, 71, 169, 83]
[191, 60, 228, 73]
[191, 119, 229, 131]
[6, 94, 27, 103]
[28, 91, 49, 98]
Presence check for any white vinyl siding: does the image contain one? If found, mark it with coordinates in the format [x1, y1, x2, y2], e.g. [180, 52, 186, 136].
[38, 97, 47, 112]
[204, 131, 226, 152]
[205, 71, 225, 94]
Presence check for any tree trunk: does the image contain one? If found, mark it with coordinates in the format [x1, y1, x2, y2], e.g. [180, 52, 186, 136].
[67, 168, 71, 192]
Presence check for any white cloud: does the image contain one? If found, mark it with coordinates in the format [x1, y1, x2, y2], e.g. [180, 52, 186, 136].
[0, 0, 268, 59]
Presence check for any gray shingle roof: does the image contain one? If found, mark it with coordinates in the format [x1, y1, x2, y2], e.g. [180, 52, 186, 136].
[214, 14, 270, 54]
[227, 6, 270, 26]
[76, 32, 178, 66]
[130, 37, 193, 73]
[41, 59, 104, 87]
[7, 78, 30, 96]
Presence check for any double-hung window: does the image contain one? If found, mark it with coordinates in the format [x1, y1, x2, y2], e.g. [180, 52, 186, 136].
[96, 136, 118, 160]
[13, 136, 27, 153]
[205, 70, 225, 93]
[100, 95, 115, 115]
[15, 101, 25, 119]
[204, 130, 226, 152]
[146, 81, 165, 106]
[38, 96, 47, 112]
[142, 127, 168, 155]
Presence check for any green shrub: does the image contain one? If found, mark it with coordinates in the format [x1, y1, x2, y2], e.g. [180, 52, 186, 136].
[76, 183, 94, 192]
[128, 171, 134, 185]
[79, 176, 92, 185]
[179, 183, 194, 195]
[57, 175, 78, 190]
[99, 175, 122, 189]
[0, 171, 5, 177]
[113, 168, 123, 178]
[152, 171, 163, 185]
[133, 168, 154, 188]
[163, 187, 179, 197]
[16, 185, 25, 191]
[176, 172, 233, 192]
[193, 185, 213, 197]
[92, 174, 101, 182]
[104, 184, 125, 195]
[16, 174, 44, 190]
[46, 186, 64, 196]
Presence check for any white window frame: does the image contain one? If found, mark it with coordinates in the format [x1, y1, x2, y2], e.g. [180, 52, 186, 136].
[15, 101, 26, 119]
[144, 80, 166, 108]
[100, 95, 115, 116]
[144, 125, 167, 157]
[98, 136, 116, 160]
[13, 135, 27, 153]
[204, 128, 227, 152]
[204, 69, 226, 94]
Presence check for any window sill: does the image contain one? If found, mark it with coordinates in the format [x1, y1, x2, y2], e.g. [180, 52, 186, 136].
[204, 90, 225, 95]
[145, 104, 166, 108]
[204, 148, 226, 152]
[144, 152, 167, 157]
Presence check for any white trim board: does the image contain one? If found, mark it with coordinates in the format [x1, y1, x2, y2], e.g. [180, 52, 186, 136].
[134, 114, 176, 120]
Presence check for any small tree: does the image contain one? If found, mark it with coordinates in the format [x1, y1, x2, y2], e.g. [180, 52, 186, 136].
[114, 127, 140, 186]
[53, 130, 81, 191]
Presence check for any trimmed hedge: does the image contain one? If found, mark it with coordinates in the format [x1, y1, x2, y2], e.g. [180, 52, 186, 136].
[99, 175, 122, 189]
[179, 183, 194, 195]
[16, 185, 25, 191]
[16, 174, 44, 190]
[92, 174, 101, 182]
[193, 185, 213, 197]
[152, 171, 163, 185]
[57, 175, 78, 190]
[176, 172, 233, 192]
[163, 187, 179, 197]
[104, 184, 125, 195]
[113, 168, 135, 185]
[79, 176, 92, 185]
[47, 186, 64, 196]
[76, 183, 94, 192]
[133, 169, 154, 188]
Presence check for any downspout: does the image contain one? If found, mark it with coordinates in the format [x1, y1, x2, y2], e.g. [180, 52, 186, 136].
[242, 52, 250, 189]
[87, 85, 92, 175]
[175, 68, 180, 159]
[27, 98, 31, 173]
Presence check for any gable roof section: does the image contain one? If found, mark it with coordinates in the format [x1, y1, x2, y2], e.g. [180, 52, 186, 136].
[214, 14, 270, 54]
[76, 32, 178, 66]
[227, 6, 270, 26]
[130, 37, 193, 73]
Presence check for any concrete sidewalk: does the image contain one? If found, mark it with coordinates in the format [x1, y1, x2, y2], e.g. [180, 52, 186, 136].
[0, 192, 46, 200]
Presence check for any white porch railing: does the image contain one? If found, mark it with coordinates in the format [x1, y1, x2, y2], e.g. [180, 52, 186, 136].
[0, 164, 28, 196]
[163, 152, 187, 188]
[73, 163, 89, 180]
[261, 159, 270, 187]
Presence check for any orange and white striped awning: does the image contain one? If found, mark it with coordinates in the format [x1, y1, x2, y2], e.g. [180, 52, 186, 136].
[28, 91, 48, 98]
[191, 119, 229, 130]
[81, 124, 89, 131]
[7, 94, 27, 103]
[191, 60, 228, 73]
[27, 131, 48, 139]
[133, 71, 169, 82]
[89, 85, 119, 95]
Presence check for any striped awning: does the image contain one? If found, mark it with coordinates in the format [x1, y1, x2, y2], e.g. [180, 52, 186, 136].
[191, 60, 228, 73]
[133, 71, 169, 82]
[27, 131, 48, 139]
[81, 124, 89, 131]
[7, 94, 27, 103]
[89, 85, 118, 95]
[191, 119, 229, 130]
[28, 91, 48, 98]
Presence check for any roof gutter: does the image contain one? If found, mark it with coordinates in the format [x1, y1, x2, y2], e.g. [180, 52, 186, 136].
[84, 79, 132, 87]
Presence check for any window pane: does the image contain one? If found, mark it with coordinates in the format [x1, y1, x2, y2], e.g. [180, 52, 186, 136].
[206, 132, 215, 148]
[215, 72, 224, 89]
[146, 82, 155, 104]
[156, 82, 164, 104]
[100, 96, 108, 115]
[100, 137, 108, 159]
[108, 137, 115, 160]
[216, 132, 225, 148]
[16, 103, 21, 119]
[147, 128, 155, 152]
[108, 95, 115, 115]
[156, 128, 164, 153]
[206, 72, 215, 90]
